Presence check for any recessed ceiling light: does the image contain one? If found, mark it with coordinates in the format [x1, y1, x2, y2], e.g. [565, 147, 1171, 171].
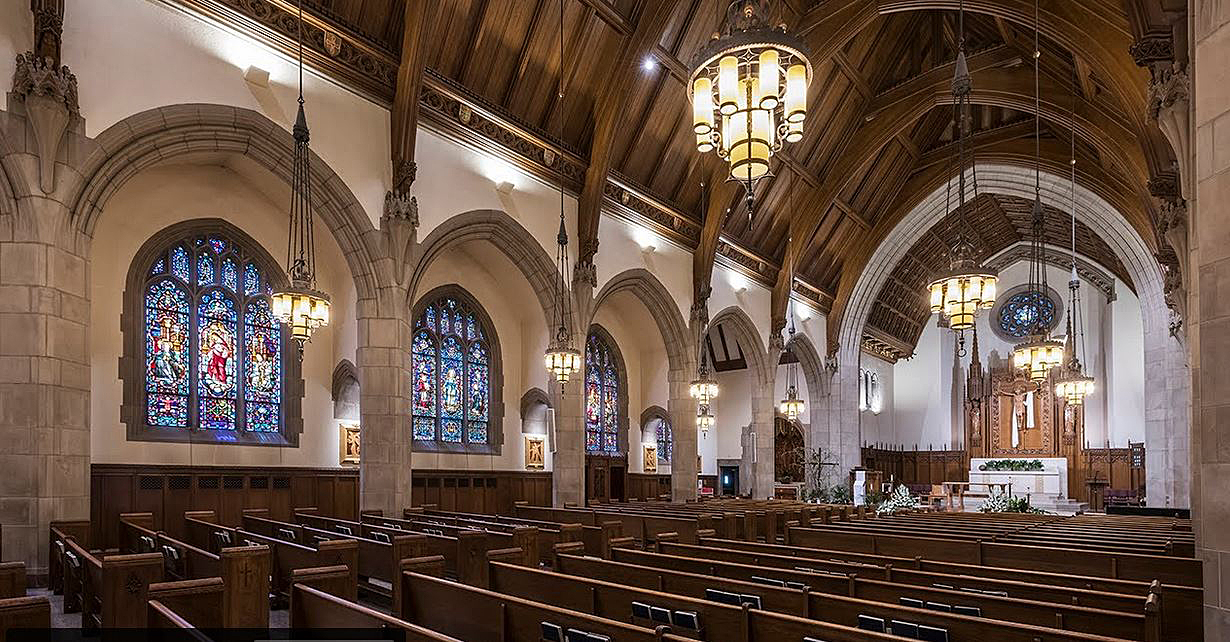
[642, 58, 656, 71]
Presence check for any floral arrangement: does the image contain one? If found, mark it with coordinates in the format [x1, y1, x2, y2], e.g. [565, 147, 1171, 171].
[977, 459, 1044, 472]
[979, 491, 1048, 514]
[875, 484, 916, 515]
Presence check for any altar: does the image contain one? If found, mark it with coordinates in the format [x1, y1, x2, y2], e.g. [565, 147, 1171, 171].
[968, 457, 1068, 497]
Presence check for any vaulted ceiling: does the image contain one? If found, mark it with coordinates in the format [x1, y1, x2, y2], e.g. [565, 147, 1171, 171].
[183, 0, 1184, 357]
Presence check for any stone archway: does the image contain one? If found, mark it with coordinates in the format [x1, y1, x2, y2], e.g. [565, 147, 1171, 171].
[410, 209, 559, 331]
[68, 103, 382, 300]
[784, 329, 825, 453]
[838, 163, 1186, 506]
[709, 305, 778, 498]
[582, 268, 697, 503]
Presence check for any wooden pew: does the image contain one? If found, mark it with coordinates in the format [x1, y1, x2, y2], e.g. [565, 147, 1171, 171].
[692, 533, 1200, 640]
[406, 508, 580, 565]
[290, 582, 461, 640]
[155, 533, 270, 628]
[487, 559, 916, 641]
[232, 528, 358, 605]
[371, 512, 540, 567]
[63, 537, 164, 629]
[118, 511, 160, 554]
[146, 577, 225, 629]
[399, 568, 696, 642]
[0, 564, 24, 599]
[512, 503, 704, 544]
[785, 523, 1203, 586]
[551, 548, 1141, 642]
[49, 519, 90, 598]
[609, 546, 1157, 640]
[183, 511, 239, 553]
[0, 596, 51, 641]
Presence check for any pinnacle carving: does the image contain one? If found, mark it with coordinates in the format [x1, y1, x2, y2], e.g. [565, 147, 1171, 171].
[1147, 62, 1189, 122]
[12, 52, 78, 113]
[381, 189, 419, 288]
[572, 260, 597, 289]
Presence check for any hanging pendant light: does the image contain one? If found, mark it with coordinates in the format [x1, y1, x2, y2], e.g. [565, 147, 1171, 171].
[271, 0, 330, 354]
[1011, 0, 1064, 383]
[777, 305, 806, 420]
[543, 0, 581, 385]
[696, 403, 715, 437]
[928, 0, 997, 333]
[1054, 67, 1095, 405]
[688, 1, 812, 225]
[690, 345, 719, 405]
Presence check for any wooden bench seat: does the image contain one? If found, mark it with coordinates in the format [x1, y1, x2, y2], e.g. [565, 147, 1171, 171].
[63, 537, 163, 629]
[552, 548, 1141, 642]
[0, 596, 52, 640]
[290, 582, 461, 640]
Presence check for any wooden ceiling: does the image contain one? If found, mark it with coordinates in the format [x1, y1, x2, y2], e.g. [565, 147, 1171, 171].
[866, 192, 1134, 350]
[284, 0, 1178, 354]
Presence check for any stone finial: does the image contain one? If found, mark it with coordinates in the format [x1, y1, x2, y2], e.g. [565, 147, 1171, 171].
[13, 52, 78, 193]
[381, 189, 419, 287]
[12, 52, 78, 113]
[1147, 62, 1189, 122]
[572, 260, 597, 289]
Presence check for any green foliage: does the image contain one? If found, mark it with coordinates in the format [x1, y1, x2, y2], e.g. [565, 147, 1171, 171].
[875, 484, 916, 515]
[979, 491, 1049, 514]
[977, 459, 1044, 472]
[828, 484, 853, 505]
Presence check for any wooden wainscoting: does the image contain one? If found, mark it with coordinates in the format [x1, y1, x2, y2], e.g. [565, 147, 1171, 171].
[625, 473, 671, 501]
[409, 470, 552, 514]
[94, 465, 555, 549]
[91, 464, 359, 550]
[860, 447, 969, 488]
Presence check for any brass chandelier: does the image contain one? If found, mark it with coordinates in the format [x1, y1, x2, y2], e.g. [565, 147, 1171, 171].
[927, 1, 997, 334]
[689, 0, 811, 222]
[778, 304, 804, 421]
[543, 0, 581, 385]
[272, 0, 330, 353]
[1012, 0, 1064, 383]
[1054, 69, 1095, 405]
[692, 329, 719, 436]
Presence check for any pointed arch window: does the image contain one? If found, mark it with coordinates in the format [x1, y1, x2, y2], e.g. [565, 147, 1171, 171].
[656, 418, 673, 464]
[125, 224, 297, 445]
[585, 332, 623, 455]
[411, 290, 501, 453]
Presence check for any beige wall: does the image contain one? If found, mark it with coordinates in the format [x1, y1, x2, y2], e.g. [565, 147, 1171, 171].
[89, 161, 357, 468]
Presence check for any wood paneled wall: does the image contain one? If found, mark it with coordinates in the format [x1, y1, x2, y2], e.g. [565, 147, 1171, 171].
[93, 465, 555, 549]
[625, 473, 670, 501]
[91, 464, 359, 550]
[861, 444, 1147, 505]
[860, 447, 969, 488]
[409, 470, 551, 514]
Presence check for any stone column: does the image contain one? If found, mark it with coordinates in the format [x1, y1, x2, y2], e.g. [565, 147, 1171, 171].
[0, 51, 91, 575]
[551, 265, 593, 507]
[667, 369, 697, 501]
[742, 375, 776, 499]
[1192, 0, 1230, 635]
[358, 193, 417, 515]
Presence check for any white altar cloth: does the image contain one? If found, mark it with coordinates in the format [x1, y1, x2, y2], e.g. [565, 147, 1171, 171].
[968, 457, 1068, 498]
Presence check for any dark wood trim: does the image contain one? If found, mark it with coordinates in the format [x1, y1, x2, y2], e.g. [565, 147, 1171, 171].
[409, 469, 552, 514]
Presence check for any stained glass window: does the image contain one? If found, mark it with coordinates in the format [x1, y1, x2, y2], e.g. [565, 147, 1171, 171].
[997, 290, 1058, 339]
[656, 419, 672, 464]
[141, 232, 284, 436]
[585, 332, 622, 455]
[410, 294, 493, 449]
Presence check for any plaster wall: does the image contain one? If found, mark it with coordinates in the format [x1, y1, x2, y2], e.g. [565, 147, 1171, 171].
[89, 162, 357, 468]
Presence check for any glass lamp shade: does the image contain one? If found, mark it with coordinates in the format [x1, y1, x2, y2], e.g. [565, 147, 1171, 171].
[1012, 336, 1065, 382]
[689, 375, 719, 404]
[779, 388, 805, 421]
[543, 341, 582, 384]
[696, 404, 715, 435]
[928, 265, 998, 331]
[688, 16, 811, 183]
[1055, 374, 1095, 405]
[271, 283, 331, 345]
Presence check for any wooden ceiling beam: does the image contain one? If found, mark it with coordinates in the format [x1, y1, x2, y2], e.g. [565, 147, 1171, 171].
[575, 0, 675, 271]
[693, 163, 744, 324]
[914, 119, 1036, 171]
[501, 0, 551, 107]
[389, 0, 434, 194]
[827, 134, 1151, 355]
